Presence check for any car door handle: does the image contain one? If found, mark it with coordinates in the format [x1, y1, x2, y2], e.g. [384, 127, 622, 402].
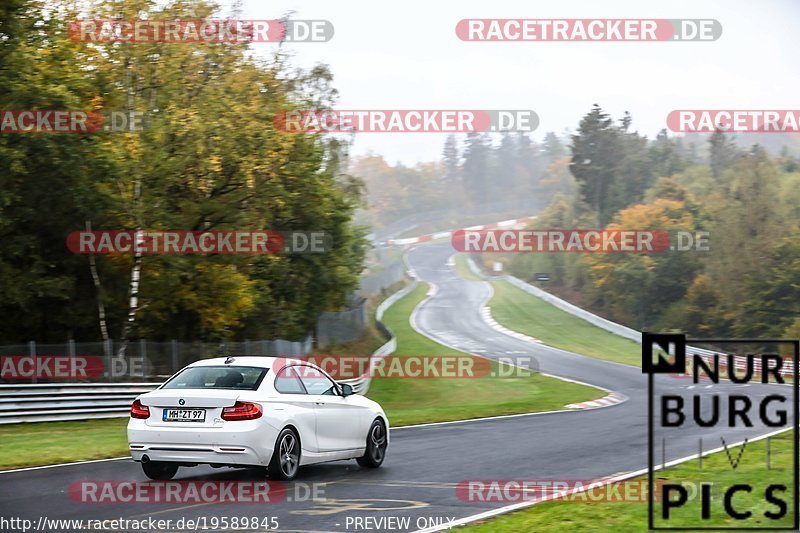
[315, 401, 325, 405]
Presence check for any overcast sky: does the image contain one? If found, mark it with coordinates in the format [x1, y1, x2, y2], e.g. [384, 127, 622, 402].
[225, 0, 799, 164]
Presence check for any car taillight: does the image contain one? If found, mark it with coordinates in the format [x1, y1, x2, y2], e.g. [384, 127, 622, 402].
[131, 399, 150, 419]
[221, 401, 263, 421]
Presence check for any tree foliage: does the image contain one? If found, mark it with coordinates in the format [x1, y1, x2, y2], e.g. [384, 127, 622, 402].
[505, 108, 799, 338]
[0, 0, 365, 343]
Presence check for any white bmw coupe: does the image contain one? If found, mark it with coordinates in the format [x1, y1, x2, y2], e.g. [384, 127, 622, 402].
[127, 356, 389, 480]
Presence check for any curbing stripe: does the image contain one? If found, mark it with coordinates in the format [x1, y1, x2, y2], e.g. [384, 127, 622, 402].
[566, 392, 626, 410]
[387, 215, 538, 246]
[479, 305, 541, 344]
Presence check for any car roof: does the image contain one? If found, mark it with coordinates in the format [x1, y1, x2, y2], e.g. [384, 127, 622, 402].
[187, 356, 306, 369]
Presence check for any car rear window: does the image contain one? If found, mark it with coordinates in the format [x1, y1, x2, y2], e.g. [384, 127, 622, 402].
[162, 366, 268, 390]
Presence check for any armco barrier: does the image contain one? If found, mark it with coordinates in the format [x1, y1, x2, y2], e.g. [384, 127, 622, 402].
[337, 280, 417, 395]
[0, 382, 161, 424]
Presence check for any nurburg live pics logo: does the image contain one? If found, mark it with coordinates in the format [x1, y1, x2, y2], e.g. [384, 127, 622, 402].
[643, 332, 799, 529]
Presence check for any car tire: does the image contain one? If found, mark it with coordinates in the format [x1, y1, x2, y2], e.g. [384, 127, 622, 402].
[268, 428, 301, 480]
[141, 461, 179, 480]
[357, 418, 387, 468]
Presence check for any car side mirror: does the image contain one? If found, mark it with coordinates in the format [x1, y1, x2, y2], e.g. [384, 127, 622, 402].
[340, 383, 354, 397]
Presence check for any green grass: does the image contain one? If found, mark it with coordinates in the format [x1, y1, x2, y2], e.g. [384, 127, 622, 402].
[452, 253, 640, 366]
[486, 278, 642, 367]
[0, 418, 130, 470]
[462, 431, 794, 532]
[453, 253, 483, 281]
[366, 282, 602, 426]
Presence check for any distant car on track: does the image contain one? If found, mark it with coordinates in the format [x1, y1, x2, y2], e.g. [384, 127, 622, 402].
[128, 356, 389, 480]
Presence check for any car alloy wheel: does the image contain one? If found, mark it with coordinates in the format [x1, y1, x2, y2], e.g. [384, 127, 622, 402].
[279, 432, 299, 478]
[357, 419, 387, 468]
[369, 423, 387, 462]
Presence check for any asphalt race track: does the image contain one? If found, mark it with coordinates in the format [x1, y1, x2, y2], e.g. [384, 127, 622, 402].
[0, 242, 793, 532]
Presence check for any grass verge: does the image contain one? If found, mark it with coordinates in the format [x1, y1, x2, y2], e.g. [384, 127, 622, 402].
[0, 418, 129, 470]
[461, 431, 794, 531]
[454, 254, 641, 367]
[488, 280, 641, 366]
[453, 253, 483, 281]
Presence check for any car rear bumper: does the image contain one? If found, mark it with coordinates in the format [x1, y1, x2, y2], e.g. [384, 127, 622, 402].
[128, 419, 278, 466]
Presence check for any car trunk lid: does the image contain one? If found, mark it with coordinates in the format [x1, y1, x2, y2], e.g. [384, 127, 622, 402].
[140, 389, 241, 427]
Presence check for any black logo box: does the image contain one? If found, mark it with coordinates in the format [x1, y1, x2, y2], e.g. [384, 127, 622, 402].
[644, 333, 799, 530]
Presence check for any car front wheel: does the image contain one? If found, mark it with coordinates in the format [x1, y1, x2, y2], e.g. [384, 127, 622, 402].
[357, 419, 387, 468]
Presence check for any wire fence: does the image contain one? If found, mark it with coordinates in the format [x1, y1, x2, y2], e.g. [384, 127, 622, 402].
[317, 298, 368, 347]
[1, 260, 408, 384]
[359, 260, 406, 296]
[0, 337, 314, 384]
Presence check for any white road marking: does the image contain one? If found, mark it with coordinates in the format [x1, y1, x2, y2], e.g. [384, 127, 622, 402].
[0, 456, 128, 474]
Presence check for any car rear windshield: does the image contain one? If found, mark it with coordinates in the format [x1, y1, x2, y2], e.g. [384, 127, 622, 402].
[162, 366, 268, 391]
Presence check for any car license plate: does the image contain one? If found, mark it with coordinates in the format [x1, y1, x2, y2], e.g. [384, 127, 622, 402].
[162, 408, 206, 422]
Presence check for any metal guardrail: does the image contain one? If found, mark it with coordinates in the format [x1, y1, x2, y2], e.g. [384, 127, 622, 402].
[0, 383, 161, 424]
